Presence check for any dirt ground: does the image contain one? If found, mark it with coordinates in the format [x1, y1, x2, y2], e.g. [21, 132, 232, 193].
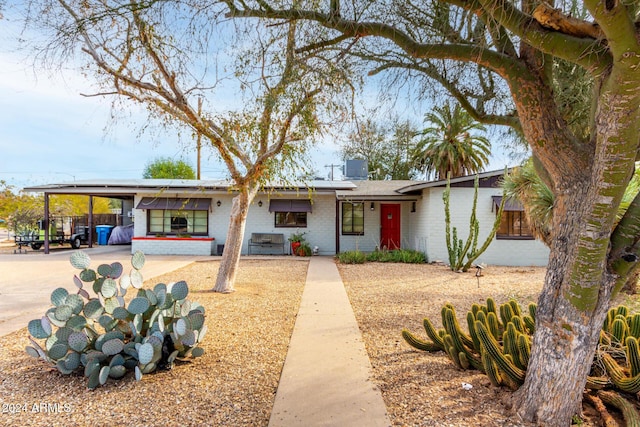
[0, 251, 628, 426]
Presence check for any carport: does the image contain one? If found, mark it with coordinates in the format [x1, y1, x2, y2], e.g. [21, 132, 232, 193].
[22, 181, 136, 254]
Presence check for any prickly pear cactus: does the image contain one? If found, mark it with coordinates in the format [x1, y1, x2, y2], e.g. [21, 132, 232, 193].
[25, 251, 207, 389]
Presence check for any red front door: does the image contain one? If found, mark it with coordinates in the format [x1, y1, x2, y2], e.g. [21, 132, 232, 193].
[380, 204, 401, 250]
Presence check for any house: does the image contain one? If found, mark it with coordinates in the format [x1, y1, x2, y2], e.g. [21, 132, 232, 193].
[22, 169, 549, 266]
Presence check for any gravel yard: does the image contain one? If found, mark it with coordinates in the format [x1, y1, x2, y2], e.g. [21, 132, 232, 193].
[0, 256, 606, 426]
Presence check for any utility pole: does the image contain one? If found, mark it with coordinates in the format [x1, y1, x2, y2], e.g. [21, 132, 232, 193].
[325, 163, 341, 181]
[196, 98, 202, 180]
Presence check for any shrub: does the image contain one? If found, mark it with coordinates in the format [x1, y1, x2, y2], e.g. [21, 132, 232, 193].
[337, 249, 427, 264]
[25, 251, 206, 389]
[336, 250, 367, 264]
[366, 249, 426, 263]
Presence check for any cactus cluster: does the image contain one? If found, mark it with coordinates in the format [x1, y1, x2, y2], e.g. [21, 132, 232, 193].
[402, 298, 533, 389]
[598, 306, 640, 394]
[26, 251, 206, 389]
[402, 299, 640, 423]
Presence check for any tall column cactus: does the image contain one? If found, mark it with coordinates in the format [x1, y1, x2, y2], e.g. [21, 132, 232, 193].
[443, 172, 506, 272]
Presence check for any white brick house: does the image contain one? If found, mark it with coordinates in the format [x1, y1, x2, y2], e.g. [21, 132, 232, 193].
[23, 170, 549, 266]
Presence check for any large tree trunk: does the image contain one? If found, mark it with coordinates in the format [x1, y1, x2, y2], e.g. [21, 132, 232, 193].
[213, 185, 258, 293]
[511, 65, 640, 425]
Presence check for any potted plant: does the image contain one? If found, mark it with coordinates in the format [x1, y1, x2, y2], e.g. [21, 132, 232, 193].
[288, 231, 306, 256]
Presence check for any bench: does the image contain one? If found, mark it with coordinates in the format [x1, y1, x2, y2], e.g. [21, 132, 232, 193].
[248, 233, 286, 255]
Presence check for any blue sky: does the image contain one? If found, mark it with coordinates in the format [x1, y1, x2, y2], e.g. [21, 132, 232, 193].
[0, 10, 512, 192]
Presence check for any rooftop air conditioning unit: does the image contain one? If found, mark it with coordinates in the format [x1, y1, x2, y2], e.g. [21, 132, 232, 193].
[344, 159, 368, 181]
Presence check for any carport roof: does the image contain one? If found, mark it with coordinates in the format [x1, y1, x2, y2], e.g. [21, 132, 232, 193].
[22, 179, 357, 196]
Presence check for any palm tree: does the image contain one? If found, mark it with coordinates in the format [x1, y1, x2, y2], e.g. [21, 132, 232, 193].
[414, 103, 491, 180]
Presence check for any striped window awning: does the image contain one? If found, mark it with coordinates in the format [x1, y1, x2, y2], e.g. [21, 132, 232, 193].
[268, 199, 312, 213]
[136, 198, 211, 210]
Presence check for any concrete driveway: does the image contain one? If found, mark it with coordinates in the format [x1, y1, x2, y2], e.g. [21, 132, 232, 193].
[0, 245, 209, 337]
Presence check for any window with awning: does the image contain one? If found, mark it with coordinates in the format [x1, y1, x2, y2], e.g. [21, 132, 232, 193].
[492, 196, 533, 239]
[269, 199, 311, 228]
[136, 198, 210, 235]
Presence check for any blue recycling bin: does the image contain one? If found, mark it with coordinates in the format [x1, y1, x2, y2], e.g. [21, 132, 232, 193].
[96, 225, 114, 245]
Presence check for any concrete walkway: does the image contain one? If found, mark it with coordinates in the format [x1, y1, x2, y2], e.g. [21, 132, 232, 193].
[268, 256, 391, 427]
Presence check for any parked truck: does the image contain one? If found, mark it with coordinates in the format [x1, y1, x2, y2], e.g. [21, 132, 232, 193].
[15, 217, 90, 250]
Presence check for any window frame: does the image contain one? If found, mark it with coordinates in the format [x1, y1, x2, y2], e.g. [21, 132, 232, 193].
[274, 211, 308, 228]
[496, 210, 534, 240]
[341, 202, 365, 236]
[147, 209, 209, 236]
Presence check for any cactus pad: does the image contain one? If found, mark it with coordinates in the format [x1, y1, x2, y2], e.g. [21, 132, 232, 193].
[131, 251, 145, 270]
[131, 270, 144, 289]
[50, 288, 69, 307]
[103, 297, 121, 314]
[110, 262, 124, 279]
[73, 275, 83, 289]
[28, 318, 51, 339]
[84, 299, 104, 319]
[101, 278, 118, 298]
[170, 281, 189, 301]
[128, 297, 150, 315]
[79, 269, 97, 283]
[65, 294, 84, 315]
[138, 343, 154, 365]
[102, 338, 124, 356]
[48, 343, 69, 360]
[188, 312, 205, 331]
[109, 365, 127, 379]
[112, 307, 130, 320]
[54, 305, 73, 322]
[70, 251, 91, 270]
[68, 332, 88, 352]
[191, 347, 205, 358]
[64, 352, 81, 371]
[175, 318, 189, 336]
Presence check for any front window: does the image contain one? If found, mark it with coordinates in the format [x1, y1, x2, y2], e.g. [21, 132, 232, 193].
[342, 202, 364, 235]
[275, 212, 307, 227]
[148, 209, 208, 235]
[497, 211, 533, 239]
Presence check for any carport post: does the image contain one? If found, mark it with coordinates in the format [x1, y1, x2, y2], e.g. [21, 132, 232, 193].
[88, 196, 94, 248]
[44, 193, 50, 254]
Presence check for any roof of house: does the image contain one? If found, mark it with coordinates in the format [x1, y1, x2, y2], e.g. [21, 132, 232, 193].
[21, 169, 511, 200]
[335, 180, 423, 201]
[397, 169, 509, 193]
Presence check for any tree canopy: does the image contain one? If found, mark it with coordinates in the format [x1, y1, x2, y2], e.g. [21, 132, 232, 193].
[414, 103, 491, 180]
[142, 157, 196, 179]
[341, 115, 419, 180]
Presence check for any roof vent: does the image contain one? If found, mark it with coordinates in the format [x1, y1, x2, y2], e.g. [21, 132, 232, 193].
[343, 159, 368, 181]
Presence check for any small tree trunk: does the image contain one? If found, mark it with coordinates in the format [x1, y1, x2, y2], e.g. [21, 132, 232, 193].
[213, 185, 257, 293]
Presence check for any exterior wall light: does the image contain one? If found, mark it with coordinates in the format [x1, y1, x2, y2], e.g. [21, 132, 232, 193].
[258, 200, 263, 207]
[216, 200, 221, 207]
[370, 202, 375, 211]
